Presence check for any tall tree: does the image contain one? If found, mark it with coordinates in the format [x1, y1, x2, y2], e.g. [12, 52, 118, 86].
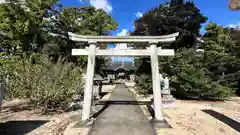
[42, 5, 118, 71]
[0, 1, 118, 57]
[203, 23, 238, 89]
[221, 25, 240, 94]
[133, 0, 207, 76]
[227, 27, 240, 57]
[133, 1, 235, 99]
[0, 1, 118, 76]
[0, 0, 59, 54]
[133, 0, 207, 49]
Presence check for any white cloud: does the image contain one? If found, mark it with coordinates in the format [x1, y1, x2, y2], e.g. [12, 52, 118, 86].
[79, 0, 113, 13]
[135, 12, 143, 18]
[113, 29, 133, 62]
[90, 0, 112, 13]
[114, 29, 129, 50]
[227, 22, 240, 29]
[117, 29, 129, 36]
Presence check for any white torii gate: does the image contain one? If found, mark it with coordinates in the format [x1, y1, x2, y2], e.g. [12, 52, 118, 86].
[68, 32, 179, 122]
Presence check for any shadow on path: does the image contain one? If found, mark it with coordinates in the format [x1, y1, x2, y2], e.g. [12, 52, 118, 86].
[0, 120, 48, 135]
[202, 109, 240, 132]
[88, 84, 157, 135]
[96, 100, 151, 105]
[95, 100, 156, 119]
[91, 104, 110, 118]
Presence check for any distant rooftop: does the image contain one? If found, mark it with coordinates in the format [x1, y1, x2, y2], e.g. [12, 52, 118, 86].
[103, 61, 137, 71]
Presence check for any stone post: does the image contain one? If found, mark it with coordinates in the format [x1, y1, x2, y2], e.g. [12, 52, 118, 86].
[93, 81, 101, 100]
[161, 76, 176, 109]
[0, 82, 4, 111]
[82, 41, 97, 121]
[150, 43, 164, 121]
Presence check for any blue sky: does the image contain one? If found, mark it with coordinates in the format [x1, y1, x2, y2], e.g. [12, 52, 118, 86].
[60, 0, 240, 62]
[60, 0, 240, 36]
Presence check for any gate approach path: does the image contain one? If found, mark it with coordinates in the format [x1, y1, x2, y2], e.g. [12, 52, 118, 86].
[88, 84, 157, 135]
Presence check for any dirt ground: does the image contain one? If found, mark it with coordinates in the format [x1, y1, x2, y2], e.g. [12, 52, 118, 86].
[125, 83, 240, 135]
[0, 106, 73, 135]
[1, 84, 239, 135]
[0, 84, 116, 135]
[157, 100, 240, 135]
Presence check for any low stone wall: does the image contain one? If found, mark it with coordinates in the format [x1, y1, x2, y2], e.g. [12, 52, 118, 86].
[125, 82, 136, 87]
[126, 82, 176, 108]
[101, 84, 116, 93]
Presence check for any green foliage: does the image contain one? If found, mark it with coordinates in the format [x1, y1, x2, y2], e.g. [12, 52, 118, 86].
[169, 49, 232, 100]
[204, 23, 234, 54]
[0, 1, 118, 65]
[54, 6, 118, 35]
[42, 5, 117, 69]
[227, 27, 240, 95]
[0, 0, 59, 53]
[135, 47, 233, 100]
[134, 58, 151, 75]
[133, 1, 236, 100]
[0, 53, 84, 112]
[133, 0, 207, 49]
[167, 48, 232, 100]
[0, 1, 118, 109]
[203, 23, 239, 92]
[135, 74, 152, 95]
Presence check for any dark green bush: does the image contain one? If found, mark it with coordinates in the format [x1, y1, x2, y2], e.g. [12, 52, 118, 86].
[135, 74, 153, 95]
[168, 49, 232, 100]
[170, 66, 232, 100]
[0, 53, 84, 111]
[135, 49, 232, 100]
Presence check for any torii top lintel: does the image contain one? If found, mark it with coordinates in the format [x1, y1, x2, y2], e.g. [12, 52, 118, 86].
[68, 32, 179, 44]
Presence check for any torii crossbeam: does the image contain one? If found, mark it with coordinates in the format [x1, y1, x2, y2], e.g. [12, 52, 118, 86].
[68, 32, 179, 122]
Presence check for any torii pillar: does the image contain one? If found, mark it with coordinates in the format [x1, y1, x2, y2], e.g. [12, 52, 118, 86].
[82, 41, 97, 121]
[150, 43, 163, 121]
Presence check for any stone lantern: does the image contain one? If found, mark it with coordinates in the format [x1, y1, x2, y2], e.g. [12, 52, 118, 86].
[93, 74, 104, 100]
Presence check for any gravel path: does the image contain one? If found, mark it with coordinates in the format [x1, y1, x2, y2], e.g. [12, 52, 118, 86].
[88, 84, 157, 135]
